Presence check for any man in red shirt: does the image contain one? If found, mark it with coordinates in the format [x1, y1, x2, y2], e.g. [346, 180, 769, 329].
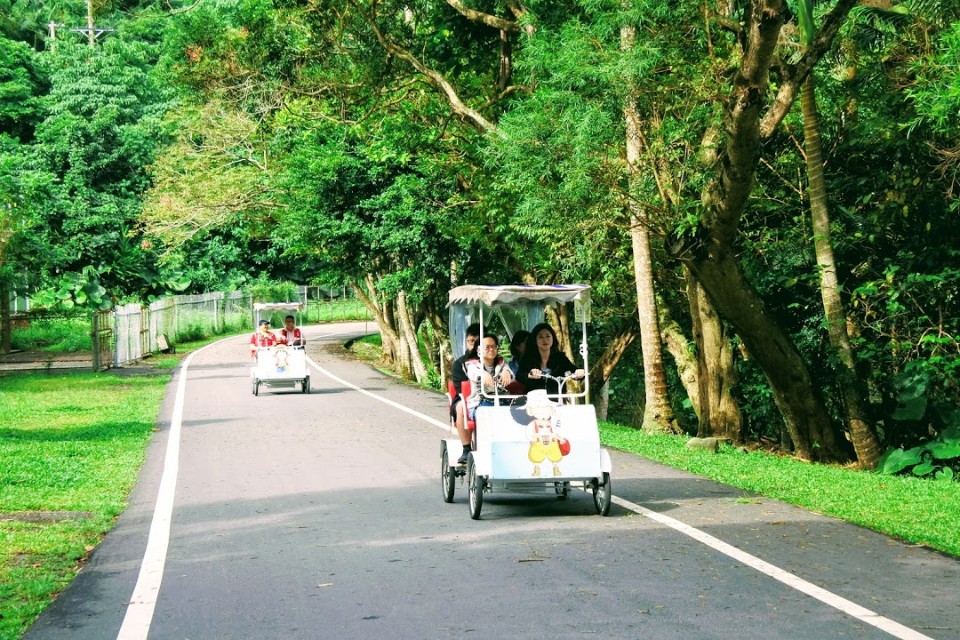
[278, 315, 305, 346]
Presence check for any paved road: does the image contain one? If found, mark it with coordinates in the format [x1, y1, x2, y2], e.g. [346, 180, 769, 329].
[24, 323, 960, 640]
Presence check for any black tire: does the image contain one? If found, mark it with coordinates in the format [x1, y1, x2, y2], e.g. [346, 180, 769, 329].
[441, 445, 456, 503]
[592, 472, 612, 516]
[467, 454, 483, 519]
[554, 481, 570, 499]
[253, 380, 259, 396]
[303, 377, 311, 394]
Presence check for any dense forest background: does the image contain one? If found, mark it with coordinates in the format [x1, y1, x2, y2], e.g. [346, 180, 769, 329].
[1, 0, 957, 469]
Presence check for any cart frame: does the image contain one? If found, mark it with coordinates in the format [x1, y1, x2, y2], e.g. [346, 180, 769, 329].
[251, 302, 310, 396]
[441, 285, 612, 518]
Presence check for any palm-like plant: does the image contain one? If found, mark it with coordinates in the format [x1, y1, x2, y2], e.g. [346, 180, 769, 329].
[793, 0, 882, 468]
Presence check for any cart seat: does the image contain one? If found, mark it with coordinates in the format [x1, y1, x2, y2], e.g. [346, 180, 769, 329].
[447, 380, 476, 431]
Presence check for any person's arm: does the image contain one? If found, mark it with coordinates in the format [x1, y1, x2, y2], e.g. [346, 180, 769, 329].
[495, 359, 513, 386]
[553, 353, 579, 376]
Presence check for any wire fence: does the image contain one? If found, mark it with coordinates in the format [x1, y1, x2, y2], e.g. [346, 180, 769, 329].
[4, 287, 372, 371]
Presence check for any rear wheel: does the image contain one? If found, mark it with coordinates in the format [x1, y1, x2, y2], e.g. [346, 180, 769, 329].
[252, 380, 259, 396]
[592, 472, 612, 516]
[554, 481, 570, 499]
[441, 444, 456, 503]
[303, 376, 311, 394]
[467, 454, 484, 519]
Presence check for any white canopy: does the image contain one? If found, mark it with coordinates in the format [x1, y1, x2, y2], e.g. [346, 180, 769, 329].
[447, 284, 590, 307]
[254, 302, 304, 312]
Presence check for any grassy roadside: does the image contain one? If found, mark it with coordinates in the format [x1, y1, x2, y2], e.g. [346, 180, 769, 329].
[344, 333, 960, 558]
[0, 371, 168, 640]
[600, 424, 960, 557]
[0, 335, 222, 640]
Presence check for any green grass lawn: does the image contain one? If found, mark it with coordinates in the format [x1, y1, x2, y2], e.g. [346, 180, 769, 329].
[0, 371, 168, 640]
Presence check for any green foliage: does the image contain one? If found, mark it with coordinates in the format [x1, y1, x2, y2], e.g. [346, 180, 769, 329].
[878, 427, 960, 481]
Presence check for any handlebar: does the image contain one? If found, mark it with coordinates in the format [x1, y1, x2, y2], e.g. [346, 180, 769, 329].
[529, 370, 586, 403]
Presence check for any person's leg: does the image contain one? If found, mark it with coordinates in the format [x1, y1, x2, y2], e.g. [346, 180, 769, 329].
[455, 401, 472, 464]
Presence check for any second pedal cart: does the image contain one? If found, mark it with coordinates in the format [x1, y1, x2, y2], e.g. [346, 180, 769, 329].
[251, 302, 311, 396]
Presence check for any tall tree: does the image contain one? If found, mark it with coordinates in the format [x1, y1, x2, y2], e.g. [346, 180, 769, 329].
[667, 0, 860, 462]
[622, 21, 679, 434]
[790, 0, 882, 467]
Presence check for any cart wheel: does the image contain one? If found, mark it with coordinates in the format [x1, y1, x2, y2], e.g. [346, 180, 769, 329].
[467, 454, 483, 520]
[252, 380, 260, 396]
[554, 481, 570, 499]
[441, 444, 456, 503]
[303, 377, 311, 394]
[592, 472, 612, 516]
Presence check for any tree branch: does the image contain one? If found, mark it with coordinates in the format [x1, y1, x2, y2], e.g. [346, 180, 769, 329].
[759, 0, 858, 137]
[352, 1, 496, 133]
[445, 0, 519, 32]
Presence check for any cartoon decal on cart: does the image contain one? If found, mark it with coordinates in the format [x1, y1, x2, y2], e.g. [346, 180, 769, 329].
[272, 345, 290, 373]
[524, 389, 570, 477]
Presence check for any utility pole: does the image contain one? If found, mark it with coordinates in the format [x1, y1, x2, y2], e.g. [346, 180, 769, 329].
[67, 0, 115, 48]
[47, 21, 62, 51]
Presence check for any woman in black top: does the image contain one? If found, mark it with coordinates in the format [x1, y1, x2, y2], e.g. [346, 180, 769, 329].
[517, 322, 584, 395]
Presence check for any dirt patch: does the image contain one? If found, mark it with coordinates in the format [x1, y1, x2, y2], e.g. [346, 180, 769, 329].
[0, 511, 95, 523]
[0, 349, 93, 372]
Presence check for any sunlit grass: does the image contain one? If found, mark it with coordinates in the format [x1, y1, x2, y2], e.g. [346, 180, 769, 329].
[599, 423, 960, 557]
[0, 372, 167, 639]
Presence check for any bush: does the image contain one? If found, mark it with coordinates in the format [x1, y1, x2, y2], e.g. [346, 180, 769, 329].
[878, 427, 960, 482]
[11, 315, 91, 352]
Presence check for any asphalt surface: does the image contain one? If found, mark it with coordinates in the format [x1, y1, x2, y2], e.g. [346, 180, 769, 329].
[23, 322, 960, 640]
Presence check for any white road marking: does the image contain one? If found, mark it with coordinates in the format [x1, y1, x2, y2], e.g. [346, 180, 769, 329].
[117, 341, 215, 640]
[117, 329, 935, 640]
[306, 355, 448, 429]
[115, 327, 381, 639]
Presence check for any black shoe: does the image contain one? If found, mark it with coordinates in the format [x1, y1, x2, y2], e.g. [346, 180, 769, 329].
[457, 450, 470, 465]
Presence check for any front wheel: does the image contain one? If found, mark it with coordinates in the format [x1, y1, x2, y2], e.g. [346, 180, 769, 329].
[252, 380, 260, 396]
[441, 445, 456, 503]
[554, 481, 570, 499]
[467, 454, 484, 519]
[303, 376, 311, 394]
[592, 472, 612, 516]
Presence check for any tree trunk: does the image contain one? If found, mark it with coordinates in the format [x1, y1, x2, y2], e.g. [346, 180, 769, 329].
[687, 273, 742, 442]
[396, 290, 429, 382]
[589, 326, 637, 408]
[623, 23, 678, 435]
[675, 0, 857, 462]
[661, 316, 699, 419]
[353, 275, 400, 365]
[801, 73, 882, 468]
[685, 252, 846, 461]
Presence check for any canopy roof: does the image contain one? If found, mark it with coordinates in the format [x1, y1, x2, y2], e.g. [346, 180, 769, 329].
[254, 302, 304, 312]
[448, 284, 590, 307]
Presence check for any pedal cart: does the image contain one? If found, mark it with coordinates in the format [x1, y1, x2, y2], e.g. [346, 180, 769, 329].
[251, 302, 310, 396]
[441, 285, 613, 519]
